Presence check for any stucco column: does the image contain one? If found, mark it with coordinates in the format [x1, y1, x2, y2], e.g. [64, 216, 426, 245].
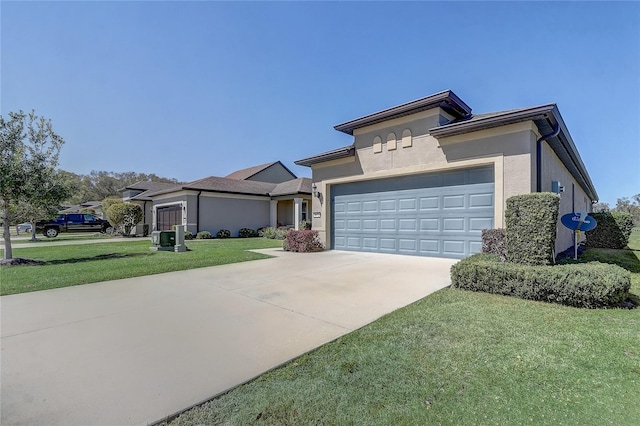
[270, 200, 278, 228]
[294, 197, 302, 230]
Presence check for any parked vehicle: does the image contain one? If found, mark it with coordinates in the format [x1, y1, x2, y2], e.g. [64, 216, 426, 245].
[35, 213, 113, 238]
[17, 223, 33, 233]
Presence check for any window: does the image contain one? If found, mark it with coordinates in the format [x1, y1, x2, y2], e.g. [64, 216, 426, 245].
[302, 201, 308, 221]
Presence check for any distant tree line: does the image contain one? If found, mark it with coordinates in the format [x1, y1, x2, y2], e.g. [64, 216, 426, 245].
[593, 194, 640, 225]
[60, 170, 180, 205]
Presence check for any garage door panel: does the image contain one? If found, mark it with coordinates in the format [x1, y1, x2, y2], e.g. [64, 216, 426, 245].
[443, 217, 465, 231]
[470, 217, 493, 231]
[443, 195, 465, 209]
[420, 239, 440, 253]
[420, 197, 439, 210]
[331, 167, 494, 258]
[470, 193, 493, 207]
[443, 240, 465, 255]
[399, 219, 417, 231]
[420, 218, 440, 231]
[399, 198, 417, 211]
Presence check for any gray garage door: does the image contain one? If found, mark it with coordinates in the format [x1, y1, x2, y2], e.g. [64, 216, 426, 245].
[331, 167, 494, 258]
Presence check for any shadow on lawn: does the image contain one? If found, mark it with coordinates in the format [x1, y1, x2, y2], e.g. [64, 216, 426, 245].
[45, 252, 151, 265]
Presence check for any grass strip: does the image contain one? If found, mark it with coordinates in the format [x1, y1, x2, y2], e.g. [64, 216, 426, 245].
[0, 238, 282, 295]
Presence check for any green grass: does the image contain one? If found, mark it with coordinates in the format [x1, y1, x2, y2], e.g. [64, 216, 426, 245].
[163, 232, 640, 426]
[0, 238, 283, 295]
[7, 232, 113, 244]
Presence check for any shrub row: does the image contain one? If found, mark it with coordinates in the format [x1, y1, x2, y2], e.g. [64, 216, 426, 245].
[505, 193, 559, 266]
[450, 254, 631, 308]
[260, 227, 290, 240]
[238, 228, 259, 238]
[283, 230, 324, 253]
[585, 212, 633, 249]
[216, 229, 231, 239]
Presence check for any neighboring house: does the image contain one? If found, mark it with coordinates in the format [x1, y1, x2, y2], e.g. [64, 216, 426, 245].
[121, 161, 312, 236]
[59, 201, 104, 218]
[295, 90, 598, 259]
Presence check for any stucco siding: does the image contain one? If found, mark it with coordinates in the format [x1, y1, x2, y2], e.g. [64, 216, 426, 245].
[197, 195, 270, 236]
[540, 142, 592, 255]
[248, 164, 295, 183]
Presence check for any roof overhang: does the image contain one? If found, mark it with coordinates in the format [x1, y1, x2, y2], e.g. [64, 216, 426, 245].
[430, 104, 598, 202]
[295, 144, 355, 167]
[334, 90, 471, 135]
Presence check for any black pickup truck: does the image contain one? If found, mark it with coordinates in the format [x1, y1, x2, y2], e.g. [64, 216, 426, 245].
[36, 213, 113, 238]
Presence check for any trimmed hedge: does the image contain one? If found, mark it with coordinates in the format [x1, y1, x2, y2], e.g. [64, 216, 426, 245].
[450, 254, 631, 308]
[585, 212, 633, 249]
[196, 231, 212, 239]
[283, 230, 324, 253]
[505, 193, 559, 266]
[482, 228, 506, 260]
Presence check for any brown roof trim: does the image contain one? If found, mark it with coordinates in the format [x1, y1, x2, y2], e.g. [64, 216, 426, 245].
[294, 145, 355, 167]
[428, 104, 556, 138]
[334, 90, 471, 135]
[429, 104, 598, 201]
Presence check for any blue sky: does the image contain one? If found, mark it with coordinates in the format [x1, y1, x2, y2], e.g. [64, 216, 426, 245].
[2, 1, 638, 206]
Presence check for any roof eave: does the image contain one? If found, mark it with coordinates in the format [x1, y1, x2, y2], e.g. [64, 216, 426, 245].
[334, 90, 471, 135]
[295, 145, 355, 167]
[429, 104, 556, 138]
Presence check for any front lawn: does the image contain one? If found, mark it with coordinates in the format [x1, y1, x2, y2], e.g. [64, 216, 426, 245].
[0, 238, 283, 296]
[162, 233, 640, 425]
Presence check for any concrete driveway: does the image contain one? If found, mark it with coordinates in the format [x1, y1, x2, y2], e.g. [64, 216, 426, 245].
[1, 249, 456, 426]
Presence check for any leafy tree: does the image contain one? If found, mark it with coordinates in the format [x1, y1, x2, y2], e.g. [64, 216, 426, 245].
[592, 202, 610, 213]
[1, 110, 69, 260]
[101, 196, 124, 213]
[62, 170, 180, 205]
[614, 195, 640, 226]
[106, 202, 142, 236]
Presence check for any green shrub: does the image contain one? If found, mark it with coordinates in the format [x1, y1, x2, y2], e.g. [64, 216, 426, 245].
[299, 220, 312, 230]
[283, 230, 324, 252]
[450, 254, 631, 308]
[585, 212, 633, 249]
[184, 230, 194, 240]
[238, 228, 259, 238]
[482, 228, 506, 260]
[260, 226, 289, 240]
[196, 231, 212, 239]
[216, 229, 231, 239]
[505, 193, 559, 266]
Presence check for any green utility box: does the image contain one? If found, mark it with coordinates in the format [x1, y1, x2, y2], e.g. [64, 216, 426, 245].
[151, 230, 176, 251]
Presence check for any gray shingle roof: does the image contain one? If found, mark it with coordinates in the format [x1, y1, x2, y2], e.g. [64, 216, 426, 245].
[225, 162, 279, 180]
[270, 178, 312, 196]
[183, 176, 277, 195]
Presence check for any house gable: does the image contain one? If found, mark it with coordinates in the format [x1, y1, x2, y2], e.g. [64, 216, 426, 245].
[226, 161, 297, 184]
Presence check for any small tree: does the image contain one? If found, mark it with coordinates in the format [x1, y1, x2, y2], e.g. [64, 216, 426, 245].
[1, 110, 69, 261]
[106, 202, 142, 236]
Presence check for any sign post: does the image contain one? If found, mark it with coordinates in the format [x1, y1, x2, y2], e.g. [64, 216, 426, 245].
[560, 212, 597, 260]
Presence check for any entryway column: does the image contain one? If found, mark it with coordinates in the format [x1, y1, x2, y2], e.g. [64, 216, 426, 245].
[270, 200, 278, 228]
[294, 197, 302, 230]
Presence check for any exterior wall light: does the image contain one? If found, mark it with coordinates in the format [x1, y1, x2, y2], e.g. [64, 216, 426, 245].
[312, 183, 321, 198]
